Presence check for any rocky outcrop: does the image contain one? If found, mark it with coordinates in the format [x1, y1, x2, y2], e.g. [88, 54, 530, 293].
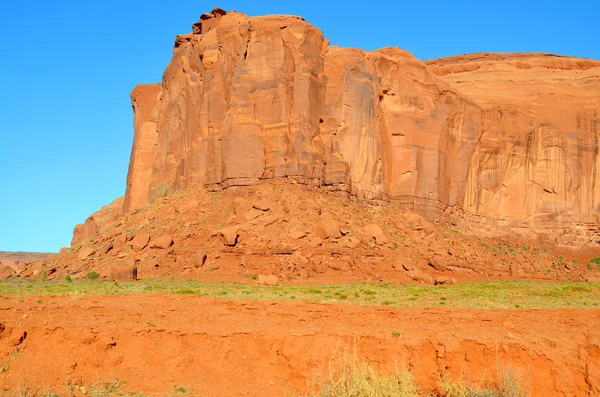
[72, 196, 124, 245]
[122, 9, 484, 218]
[77, 9, 600, 246]
[123, 84, 163, 213]
[145, 10, 329, 200]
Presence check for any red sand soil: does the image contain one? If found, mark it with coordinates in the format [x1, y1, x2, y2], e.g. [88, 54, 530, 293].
[1, 295, 598, 396]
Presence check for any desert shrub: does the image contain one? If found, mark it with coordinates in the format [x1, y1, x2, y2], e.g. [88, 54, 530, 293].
[306, 351, 419, 397]
[590, 256, 600, 265]
[439, 366, 528, 397]
[87, 271, 99, 280]
[172, 385, 188, 394]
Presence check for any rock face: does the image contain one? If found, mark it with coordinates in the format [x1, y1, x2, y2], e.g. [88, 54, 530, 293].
[123, 9, 483, 214]
[78, 8, 600, 246]
[130, 233, 150, 251]
[151, 234, 174, 249]
[72, 197, 124, 245]
[123, 84, 163, 213]
[426, 53, 600, 244]
[77, 247, 96, 261]
[110, 265, 138, 281]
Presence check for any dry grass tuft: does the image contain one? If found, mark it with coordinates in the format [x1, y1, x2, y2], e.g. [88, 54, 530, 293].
[438, 366, 528, 397]
[301, 350, 528, 397]
[305, 350, 419, 397]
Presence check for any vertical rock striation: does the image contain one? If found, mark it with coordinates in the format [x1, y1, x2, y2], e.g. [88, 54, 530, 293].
[123, 83, 163, 214]
[427, 53, 600, 243]
[123, 8, 485, 221]
[74, 9, 600, 246]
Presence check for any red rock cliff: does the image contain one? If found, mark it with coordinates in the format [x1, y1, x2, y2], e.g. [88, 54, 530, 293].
[78, 9, 600, 246]
[123, 9, 483, 216]
[426, 53, 600, 244]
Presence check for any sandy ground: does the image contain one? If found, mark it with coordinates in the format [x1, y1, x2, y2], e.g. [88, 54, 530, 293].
[1, 295, 599, 396]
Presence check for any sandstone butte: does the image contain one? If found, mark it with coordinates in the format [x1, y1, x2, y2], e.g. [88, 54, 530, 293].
[73, 8, 600, 247]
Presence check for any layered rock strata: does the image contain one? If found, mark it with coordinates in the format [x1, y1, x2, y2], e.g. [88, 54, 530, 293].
[75, 9, 600, 246]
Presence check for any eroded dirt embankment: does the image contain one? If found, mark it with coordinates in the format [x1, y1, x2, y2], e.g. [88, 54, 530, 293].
[1, 295, 599, 396]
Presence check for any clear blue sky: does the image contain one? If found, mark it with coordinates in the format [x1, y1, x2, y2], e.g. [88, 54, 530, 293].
[1, 0, 598, 252]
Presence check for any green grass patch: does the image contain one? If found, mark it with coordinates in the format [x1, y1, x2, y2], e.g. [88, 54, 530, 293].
[0, 278, 599, 309]
[87, 271, 99, 280]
